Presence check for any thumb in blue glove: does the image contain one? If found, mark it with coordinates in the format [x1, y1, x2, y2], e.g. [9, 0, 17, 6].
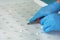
[40, 13, 60, 32]
[29, 1, 60, 23]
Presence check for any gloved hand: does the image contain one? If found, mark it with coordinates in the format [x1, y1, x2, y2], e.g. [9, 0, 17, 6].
[40, 14, 60, 32]
[29, 1, 60, 23]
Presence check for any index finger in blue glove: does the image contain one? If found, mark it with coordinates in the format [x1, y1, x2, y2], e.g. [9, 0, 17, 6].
[29, 9, 45, 23]
[29, 12, 42, 22]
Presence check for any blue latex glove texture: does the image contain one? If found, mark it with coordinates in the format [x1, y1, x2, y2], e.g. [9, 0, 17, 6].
[29, 1, 60, 23]
[40, 14, 60, 32]
[29, 1, 60, 32]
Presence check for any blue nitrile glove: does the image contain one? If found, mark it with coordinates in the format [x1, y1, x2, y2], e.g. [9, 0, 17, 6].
[29, 1, 60, 23]
[40, 13, 60, 32]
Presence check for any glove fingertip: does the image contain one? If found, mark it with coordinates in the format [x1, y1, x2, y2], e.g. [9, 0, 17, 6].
[44, 26, 52, 33]
[29, 18, 33, 23]
[44, 29, 50, 33]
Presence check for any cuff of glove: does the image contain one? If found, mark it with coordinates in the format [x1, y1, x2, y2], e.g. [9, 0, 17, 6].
[50, 1, 60, 9]
[53, 1, 60, 7]
[49, 1, 60, 11]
